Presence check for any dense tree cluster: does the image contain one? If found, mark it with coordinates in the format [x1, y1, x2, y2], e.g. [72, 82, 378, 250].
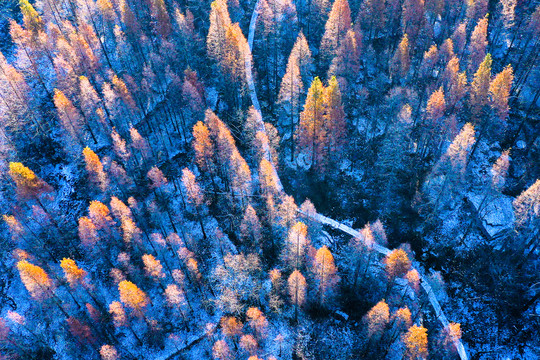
[0, 0, 538, 359]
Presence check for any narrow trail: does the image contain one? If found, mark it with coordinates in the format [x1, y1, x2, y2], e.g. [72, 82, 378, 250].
[244, 2, 468, 359]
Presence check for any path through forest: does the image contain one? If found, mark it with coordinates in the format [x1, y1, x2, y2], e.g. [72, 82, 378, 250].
[244, 2, 468, 359]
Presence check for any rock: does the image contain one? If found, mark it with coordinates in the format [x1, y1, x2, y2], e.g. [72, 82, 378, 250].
[468, 194, 515, 240]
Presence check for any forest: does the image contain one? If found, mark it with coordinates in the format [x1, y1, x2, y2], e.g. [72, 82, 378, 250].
[0, 0, 538, 359]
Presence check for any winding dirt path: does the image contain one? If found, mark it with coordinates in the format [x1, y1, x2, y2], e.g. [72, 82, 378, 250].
[243, 2, 468, 359]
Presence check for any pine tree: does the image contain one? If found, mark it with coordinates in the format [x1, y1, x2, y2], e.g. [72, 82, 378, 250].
[466, 0, 488, 21]
[240, 334, 258, 354]
[312, 246, 339, 305]
[150, 0, 172, 38]
[147, 166, 168, 189]
[320, 0, 351, 62]
[287, 270, 306, 322]
[83, 147, 108, 191]
[212, 339, 232, 360]
[259, 159, 280, 196]
[402, 325, 429, 359]
[78, 216, 98, 248]
[443, 57, 468, 108]
[356, 0, 386, 37]
[88, 200, 113, 231]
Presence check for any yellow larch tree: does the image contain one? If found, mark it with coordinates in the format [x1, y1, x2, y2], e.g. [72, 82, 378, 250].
[60, 258, 87, 287]
[312, 246, 339, 305]
[288, 269, 306, 322]
[17, 260, 53, 300]
[142, 254, 166, 280]
[83, 147, 108, 191]
[9, 162, 52, 200]
[366, 300, 390, 337]
[384, 249, 412, 279]
[402, 325, 429, 359]
[118, 280, 149, 314]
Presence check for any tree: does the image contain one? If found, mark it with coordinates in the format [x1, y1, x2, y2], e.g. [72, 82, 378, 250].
[312, 246, 339, 305]
[320, 0, 351, 62]
[88, 200, 113, 231]
[83, 147, 108, 191]
[240, 334, 258, 354]
[207, 0, 232, 63]
[147, 166, 168, 189]
[466, 0, 488, 21]
[118, 280, 148, 314]
[9, 162, 52, 200]
[290, 32, 313, 86]
[424, 123, 476, 210]
[328, 29, 361, 90]
[513, 179, 540, 227]
[284, 221, 310, 269]
[60, 258, 87, 287]
[470, 53, 492, 119]
[78, 216, 98, 248]
[356, 0, 386, 37]
[442, 57, 467, 108]
[297, 77, 325, 168]
[142, 254, 165, 280]
[109, 301, 127, 328]
[278, 53, 303, 161]
[240, 205, 263, 250]
[246, 307, 268, 339]
[468, 16, 488, 73]
[366, 300, 390, 337]
[213, 339, 232, 360]
[287, 270, 306, 322]
[384, 249, 412, 279]
[53, 89, 90, 147]
[17, 260, 53, 300]
[150, 0, 172, 38]
[401, 0, 425, 40]
[489, 65, 514, 121]
[391, 34, 410, 79]
[402, 325, 429, 359]
[99, 345, 119, 360]
[193, 120, 215, 175]
[324, 76, 347, 154]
